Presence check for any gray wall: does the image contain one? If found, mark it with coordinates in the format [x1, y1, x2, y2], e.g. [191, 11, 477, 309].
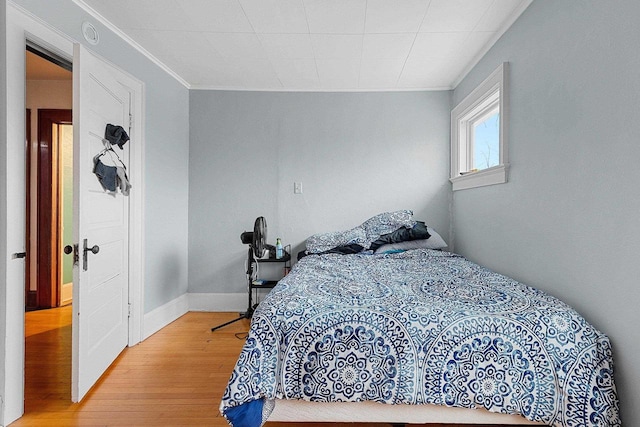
[452, 1, 639, 424]
[189, 90, 451, 294]
[14, 0, 190, 313]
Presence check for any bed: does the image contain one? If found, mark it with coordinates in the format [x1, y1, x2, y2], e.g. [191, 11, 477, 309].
[220, 214, 620, 427]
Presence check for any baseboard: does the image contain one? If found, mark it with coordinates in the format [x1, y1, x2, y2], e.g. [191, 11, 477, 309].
[142, 294, 189, 340]
[141, 292, 259, 340]
[60, 282, 73, 307]
[187, 293, 248, 312]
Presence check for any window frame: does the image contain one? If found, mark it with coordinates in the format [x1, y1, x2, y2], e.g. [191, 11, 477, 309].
[450, 62, 509, 191]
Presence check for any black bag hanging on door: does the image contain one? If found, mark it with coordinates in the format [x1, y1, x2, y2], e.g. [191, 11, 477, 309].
[104, 123, 129, 149]
[92, 123, 132, 195]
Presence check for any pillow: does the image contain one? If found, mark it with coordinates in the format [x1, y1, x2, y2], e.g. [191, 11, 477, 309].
[306, 226, 368, 254]
[361, 210, 416, 241]
[369, 221, 431, 251]
[374, 227, 447, 254]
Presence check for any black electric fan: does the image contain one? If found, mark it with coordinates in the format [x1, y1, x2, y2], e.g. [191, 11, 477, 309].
[211, 217, 268, 332]
[240, 216, 267, 259]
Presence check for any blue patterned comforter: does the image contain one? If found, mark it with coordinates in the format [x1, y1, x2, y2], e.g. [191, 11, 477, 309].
[221, 249, 620, 426]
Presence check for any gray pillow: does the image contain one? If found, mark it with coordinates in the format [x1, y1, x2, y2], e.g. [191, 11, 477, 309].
[369, 221, 431, 251]
[374, 227, 447, 253]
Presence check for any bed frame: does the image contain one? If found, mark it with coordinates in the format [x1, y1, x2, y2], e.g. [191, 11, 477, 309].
[269, 399, 544, 425]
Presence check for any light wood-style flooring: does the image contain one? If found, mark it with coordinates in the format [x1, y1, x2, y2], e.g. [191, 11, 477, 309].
[13, 307, 520, 426]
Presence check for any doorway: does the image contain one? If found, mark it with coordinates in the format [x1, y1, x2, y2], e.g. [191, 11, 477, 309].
[24, 46, 73, 413]
[25, 47, 73, 311]
[5, 9, 145, 423]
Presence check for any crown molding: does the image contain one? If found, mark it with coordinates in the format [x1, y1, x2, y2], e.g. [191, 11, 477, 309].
[44, 0, 531, 93]
[189, 85, 453, 93]
[452, 0, 533, 90]
[71, 0, 190, 89]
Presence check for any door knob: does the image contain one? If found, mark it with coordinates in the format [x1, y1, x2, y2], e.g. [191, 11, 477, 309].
[65, 244, 80, 266]
[82, 239, 100, 271]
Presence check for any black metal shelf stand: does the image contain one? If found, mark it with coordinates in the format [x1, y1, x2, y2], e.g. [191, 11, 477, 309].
[211, 246, 291, 332]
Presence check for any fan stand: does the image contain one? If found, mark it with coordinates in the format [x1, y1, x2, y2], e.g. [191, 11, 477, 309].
[211, 246, 258, 332]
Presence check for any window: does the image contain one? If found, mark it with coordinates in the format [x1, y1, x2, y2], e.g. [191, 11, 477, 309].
[450, 62, 509, 191]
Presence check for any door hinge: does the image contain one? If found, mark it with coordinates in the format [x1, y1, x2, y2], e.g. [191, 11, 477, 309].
[129, 113, 133, 133]
[128, 303, 132, 318]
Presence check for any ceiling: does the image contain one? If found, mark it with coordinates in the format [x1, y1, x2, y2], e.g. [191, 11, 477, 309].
[77, 0, 531, 91]
[26, 50, 72, 80]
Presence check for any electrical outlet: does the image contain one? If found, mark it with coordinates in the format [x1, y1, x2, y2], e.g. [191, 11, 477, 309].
[294, 182, 303, 194]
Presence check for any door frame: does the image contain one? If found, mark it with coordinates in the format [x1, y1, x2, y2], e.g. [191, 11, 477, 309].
[36, 109, 72, 309]
[3, 5, 145, 424]
[25, 108, 34, 309]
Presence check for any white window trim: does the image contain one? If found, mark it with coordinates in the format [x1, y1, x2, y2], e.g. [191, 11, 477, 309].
[450, 62, 509, 191]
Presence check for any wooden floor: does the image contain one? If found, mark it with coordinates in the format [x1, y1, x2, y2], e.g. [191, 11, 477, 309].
[12, 307, 519, 426]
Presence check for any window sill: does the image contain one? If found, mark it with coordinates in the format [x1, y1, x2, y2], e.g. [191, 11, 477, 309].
[450, 164, 509, 191]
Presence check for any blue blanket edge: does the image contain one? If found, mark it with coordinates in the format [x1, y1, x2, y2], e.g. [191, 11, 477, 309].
[224, 398, 264, 427]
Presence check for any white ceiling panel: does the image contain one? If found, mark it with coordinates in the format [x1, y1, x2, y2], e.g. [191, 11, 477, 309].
[226, 58, 283, 88]
[204, 33, 266, 59]
[446, 30, 496, 85]
[184, 66, 245, 87]
[364, 0, 431, 34]
[169, 58, 245, 87]
[362, 34, 416, 59]
[455, 31, 496, 60]
[84, 0, 190, 31]
[311, 34, 363, 59]
[259, 34, 315, 59]
[175, 0, 253, 32]
[126, 29, 221, 60]
[303, 0, 367, 34]
[398, 56, 452, 88]
[476, 0, 528, 32]
[271, 59, 320, 88]
[359, 58, 405, 88]
[76, 0, 532, 91]
[420, 0, 494, 33]
[316, 59, 361, 88]
[409, 32, 469, 59]
[239, 0, 309, 33]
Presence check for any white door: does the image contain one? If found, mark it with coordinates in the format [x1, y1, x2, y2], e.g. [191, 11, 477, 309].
[72, 44, 130, 402]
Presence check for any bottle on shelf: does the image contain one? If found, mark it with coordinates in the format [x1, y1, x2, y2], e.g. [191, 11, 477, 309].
[275, 238, 283, 259]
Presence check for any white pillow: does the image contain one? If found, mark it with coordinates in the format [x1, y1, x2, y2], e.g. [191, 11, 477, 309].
[306, 226, 368, 254]
[360, 210, 415, 241]
[374, 227, 447, 254]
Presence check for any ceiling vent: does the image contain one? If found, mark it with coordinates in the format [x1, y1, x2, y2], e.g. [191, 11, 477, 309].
[82, 21, 99, 45]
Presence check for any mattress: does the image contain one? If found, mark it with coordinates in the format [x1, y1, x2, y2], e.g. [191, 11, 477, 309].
[221, 249, 620, 427]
